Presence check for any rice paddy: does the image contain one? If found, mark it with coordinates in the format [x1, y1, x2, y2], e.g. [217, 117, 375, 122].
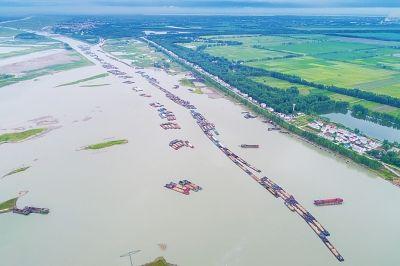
[197, 34, 400, 99]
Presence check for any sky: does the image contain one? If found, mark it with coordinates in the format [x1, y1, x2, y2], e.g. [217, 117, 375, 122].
[0, 0, 400, 15]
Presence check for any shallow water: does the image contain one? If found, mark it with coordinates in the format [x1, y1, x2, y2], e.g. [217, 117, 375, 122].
[1, 39, 400, 266]
[323, 111, 400, 142]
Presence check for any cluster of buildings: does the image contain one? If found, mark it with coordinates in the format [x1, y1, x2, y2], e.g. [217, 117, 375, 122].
[308, 120, 381, 154]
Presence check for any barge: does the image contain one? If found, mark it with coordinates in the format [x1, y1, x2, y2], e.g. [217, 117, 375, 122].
[13, 206, 49, 215]
[314, 198, 343, 206]
[240, 144, 260, 148]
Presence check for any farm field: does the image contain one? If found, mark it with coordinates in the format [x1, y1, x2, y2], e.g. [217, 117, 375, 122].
[247, 56, 400, 98]
[204, 45, 290, 62]
[251, 76, 319, 95]
[252, 76, 400, 118]
[337, 32, 400, 42]
[195, 34, 400, 99]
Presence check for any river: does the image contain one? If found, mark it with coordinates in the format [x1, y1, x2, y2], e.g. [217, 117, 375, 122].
[0, 38, 400, 266]
[323, 111, 400, 142]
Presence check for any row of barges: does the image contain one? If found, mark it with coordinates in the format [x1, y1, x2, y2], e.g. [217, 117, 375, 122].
[135, 71, 344, 262]
[92, 43, 344, 263]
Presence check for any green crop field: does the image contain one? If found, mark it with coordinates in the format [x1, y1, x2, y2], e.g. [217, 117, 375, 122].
[205, 45, 291, 62]
[339, 32, 400, 42]
[199, 34, 400, 99]
[247, 56, 400, 97]
[251, 76, 319, 95]
[268, 40, 377, 55]
[252, 76, 400, 118]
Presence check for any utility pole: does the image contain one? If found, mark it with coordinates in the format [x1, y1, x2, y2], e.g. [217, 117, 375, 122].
[120, 250, 141, 266]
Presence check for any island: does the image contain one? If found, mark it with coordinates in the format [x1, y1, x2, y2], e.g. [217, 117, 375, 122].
[84, 139, 128, 150]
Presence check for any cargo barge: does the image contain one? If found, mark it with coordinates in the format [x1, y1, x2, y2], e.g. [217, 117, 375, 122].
[314, 198, 343, 206]
[13, 206, 49, 215]
[160, 122, 181, 130]
[164, 182, 189, 195]
[240, 144, 259, 148]
[169, 139, 194, 150]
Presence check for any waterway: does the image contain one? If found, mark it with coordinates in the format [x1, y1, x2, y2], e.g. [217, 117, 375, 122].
[323, 111, 400, 142]
[0, 38, 400, 266]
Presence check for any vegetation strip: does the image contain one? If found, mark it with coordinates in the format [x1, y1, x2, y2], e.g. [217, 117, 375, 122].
[56, 73, 109, 87]
[0, 197, 18, 213]
[84, 139, 128, 150]
[0, 128, 46, 144]
[2, 166, 30, 178]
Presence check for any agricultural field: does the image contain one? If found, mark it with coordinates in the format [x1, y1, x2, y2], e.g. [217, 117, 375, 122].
[204, 45, 290, 62]
[196, 34, 400, 99]
[251, 76, 319, 95]
[337, 32, 400, 42]
[252, 76, 400, 118]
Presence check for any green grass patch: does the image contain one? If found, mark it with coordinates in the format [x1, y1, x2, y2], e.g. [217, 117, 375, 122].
[0, 197, 18, 212]
[0, 128, 46, 144]
[57, 73, 109, 87]
[179, 78, 196, 88]
[191, 87, 204, 94]
[252, 76, 318, 95]
[142, 257, 174, 266]
[2, 166, 30, 178]
[204, 45, 290, 62]
[84, 139, 128, 150]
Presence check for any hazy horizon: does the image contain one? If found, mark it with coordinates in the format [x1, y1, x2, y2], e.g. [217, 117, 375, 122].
[1, 0, 400, 16]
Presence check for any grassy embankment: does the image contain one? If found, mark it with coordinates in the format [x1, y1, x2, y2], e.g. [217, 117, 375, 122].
[179, 78, 203, 94]
[2, 166, 30, 178]
[0, 197, 18, 213]
[84, 139, 128, 150]
[0, 128, 46, 144]
[56, 73, 109, 87]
